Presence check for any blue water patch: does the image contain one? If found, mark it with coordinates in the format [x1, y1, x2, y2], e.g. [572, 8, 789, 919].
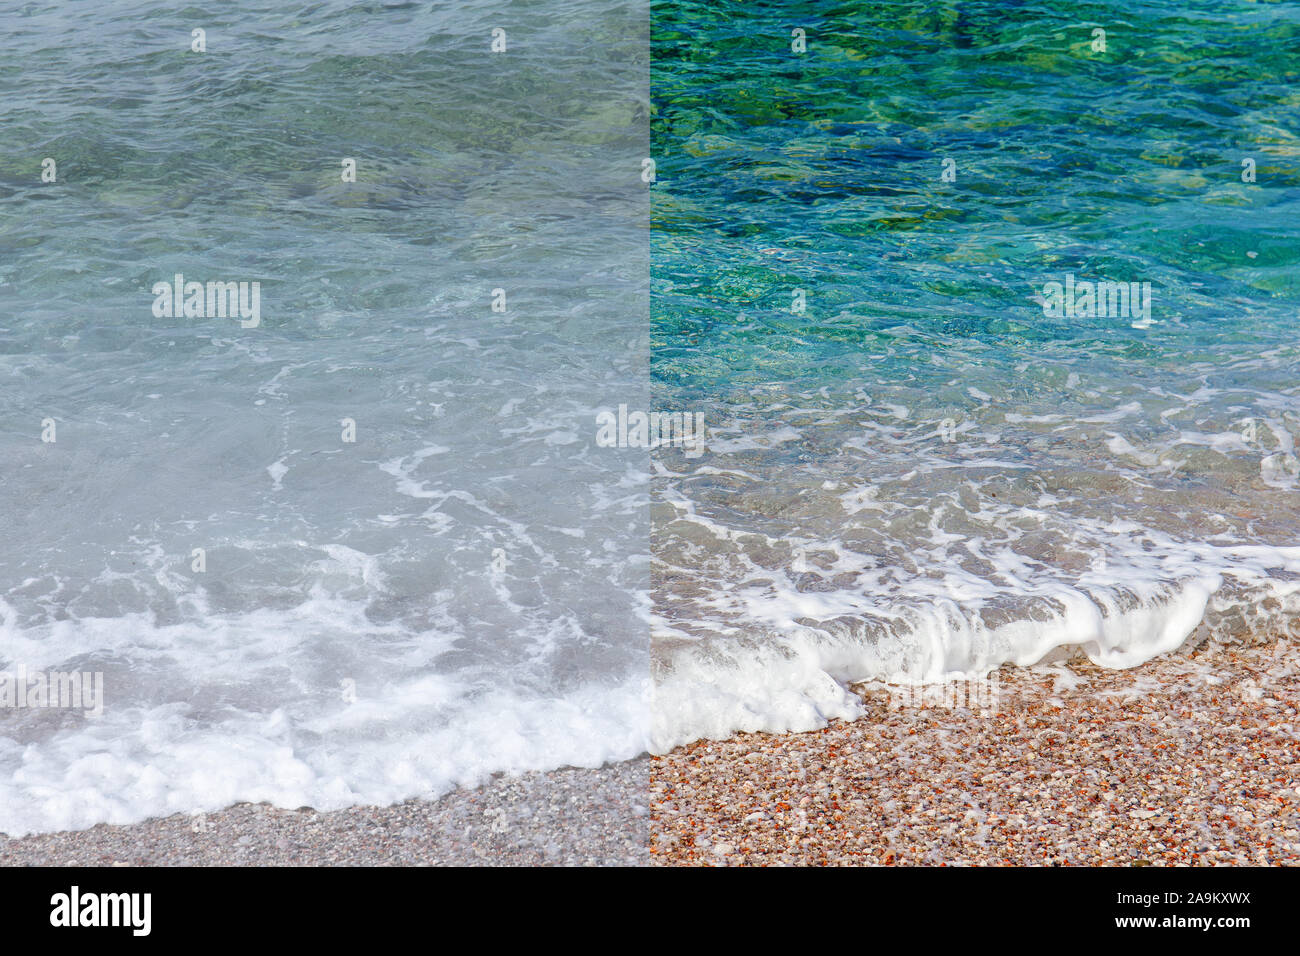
[649, 1, 1300, 747]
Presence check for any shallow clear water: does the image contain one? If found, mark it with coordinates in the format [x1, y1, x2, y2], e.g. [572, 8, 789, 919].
[650, 1, 1300, 747]
[0, 0, 649, 834]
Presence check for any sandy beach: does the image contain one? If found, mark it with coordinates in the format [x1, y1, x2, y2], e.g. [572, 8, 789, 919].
[0, 759, 649, 867]
[649, 637, 1300, 866]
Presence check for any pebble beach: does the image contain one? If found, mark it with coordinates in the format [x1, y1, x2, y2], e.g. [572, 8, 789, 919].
[5, 638, 1298, 867]
[649, 638, 1300, 866]
[0, 760, 649, 867]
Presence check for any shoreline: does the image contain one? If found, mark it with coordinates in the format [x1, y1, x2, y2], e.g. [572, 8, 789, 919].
[649, 637, 1300, 866]
[0, 759, 649, 866]
[5, 637, 1298, 866]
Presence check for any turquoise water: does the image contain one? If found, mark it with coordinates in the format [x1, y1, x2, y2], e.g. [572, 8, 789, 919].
[650, 1, 1300, 746]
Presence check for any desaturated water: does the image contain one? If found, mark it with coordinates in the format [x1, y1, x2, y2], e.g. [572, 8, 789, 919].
[650, 2, 1300, 748]
[0, 0, 650, 835]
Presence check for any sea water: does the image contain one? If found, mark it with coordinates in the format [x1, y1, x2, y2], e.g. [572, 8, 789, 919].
[0, 0, 650, 835]
[650, 2, 1300, 747]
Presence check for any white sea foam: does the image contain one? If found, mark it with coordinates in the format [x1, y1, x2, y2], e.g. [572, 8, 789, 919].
[651, 544, 1300, 753]
[0, 579, 651, 836]
[649, 375, 1300, 753]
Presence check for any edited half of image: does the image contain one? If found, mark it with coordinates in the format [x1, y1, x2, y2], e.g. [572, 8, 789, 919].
[1, 0, 651, 866]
